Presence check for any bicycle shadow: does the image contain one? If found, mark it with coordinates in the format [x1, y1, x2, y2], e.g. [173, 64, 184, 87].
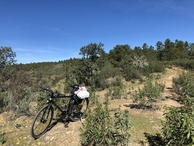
[46, 117, 71, 132]
[139, 132, 164, 146]
[34, 118, 71, 140]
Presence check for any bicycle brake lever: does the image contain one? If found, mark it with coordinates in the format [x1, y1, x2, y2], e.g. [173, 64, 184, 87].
[53, 93, 58, 97]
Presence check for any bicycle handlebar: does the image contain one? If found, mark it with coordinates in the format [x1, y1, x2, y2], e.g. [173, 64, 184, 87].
[40, 87, 53, 93]
[39, 86, 70, 98]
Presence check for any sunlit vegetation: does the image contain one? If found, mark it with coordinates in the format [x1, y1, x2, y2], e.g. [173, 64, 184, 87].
[1, 39, 194, 145]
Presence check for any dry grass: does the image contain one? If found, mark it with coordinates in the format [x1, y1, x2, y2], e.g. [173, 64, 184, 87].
[0, 67, 184, 146]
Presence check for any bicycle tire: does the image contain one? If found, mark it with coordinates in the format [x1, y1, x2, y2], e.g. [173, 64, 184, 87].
[69, 98, 89, 122]
[31, 105, 54, 139]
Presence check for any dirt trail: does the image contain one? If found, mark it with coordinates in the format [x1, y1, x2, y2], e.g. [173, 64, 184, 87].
[0, 67, 184, 146]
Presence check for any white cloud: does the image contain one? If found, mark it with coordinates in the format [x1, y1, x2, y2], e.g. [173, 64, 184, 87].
[14, 47, 54, 54]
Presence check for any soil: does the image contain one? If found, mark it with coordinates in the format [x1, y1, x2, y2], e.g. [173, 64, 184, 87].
[0, 67, 184, 146]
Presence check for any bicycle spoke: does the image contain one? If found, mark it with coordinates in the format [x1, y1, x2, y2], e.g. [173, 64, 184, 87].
[31, 106, 53, 139]
[69, 98, 89, 122]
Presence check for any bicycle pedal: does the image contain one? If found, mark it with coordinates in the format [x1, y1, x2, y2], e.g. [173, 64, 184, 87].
[64, 122, 69, 128]
[80, 114, 83, 123]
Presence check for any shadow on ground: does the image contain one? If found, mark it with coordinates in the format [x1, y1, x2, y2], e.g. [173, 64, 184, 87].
[139, 132, 165, 146]
[34, 117, 71, 140]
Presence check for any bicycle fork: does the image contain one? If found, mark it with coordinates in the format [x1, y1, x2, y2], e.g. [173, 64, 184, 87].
[40, 106, 51, 123]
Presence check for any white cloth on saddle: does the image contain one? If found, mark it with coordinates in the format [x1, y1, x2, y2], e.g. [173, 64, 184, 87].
[74, 87, 90, 99]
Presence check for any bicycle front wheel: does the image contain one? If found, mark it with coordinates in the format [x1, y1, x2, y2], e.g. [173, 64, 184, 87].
[69, 98, 89, 122]
[31, 105, 54, 139]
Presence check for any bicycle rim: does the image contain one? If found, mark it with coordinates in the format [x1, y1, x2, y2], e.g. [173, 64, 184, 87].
[31, 105, 54, 139]
[69, 98, 89, 122]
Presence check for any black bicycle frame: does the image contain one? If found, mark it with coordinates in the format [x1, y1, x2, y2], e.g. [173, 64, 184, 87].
[46, 96, 71, 115]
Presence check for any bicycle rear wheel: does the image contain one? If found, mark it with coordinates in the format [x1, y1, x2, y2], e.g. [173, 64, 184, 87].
[69, 98, 89, 122]
[31, 105, 54, 139]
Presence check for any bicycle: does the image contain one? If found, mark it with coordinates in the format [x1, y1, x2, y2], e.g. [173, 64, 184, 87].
[31, 85, 89, 139]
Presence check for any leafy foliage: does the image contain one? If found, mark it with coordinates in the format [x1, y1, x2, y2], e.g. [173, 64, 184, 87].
[0, 39, 194, 115]
[162, 97, 194, 146]
[80, 102, 131, 146]
[79, 42, 105, 61]
[132, 78, 165, 108]
[172, 71, 194, 101]
[0, 47, 16, 92]
[0, 133, 5, 144]
[105, 81, 128, 100]
[162, 70, 194, 145]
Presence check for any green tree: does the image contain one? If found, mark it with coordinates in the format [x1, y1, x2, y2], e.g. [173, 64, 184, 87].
[0, 47, 16, 66]
[188, 43, 194, 59]
[109, 44, 132, 67]
[0, 47, 16, 112]
[175, 39, 188, 59]
[142, 43, 157, 61]
[0, 47, 16, 92]
[163, 39, 175, 61]
[156, 41, 164, 61]
[79, 42, 105, 61]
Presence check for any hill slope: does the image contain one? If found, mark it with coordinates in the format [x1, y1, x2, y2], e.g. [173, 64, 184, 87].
[0, 67, 183, 146]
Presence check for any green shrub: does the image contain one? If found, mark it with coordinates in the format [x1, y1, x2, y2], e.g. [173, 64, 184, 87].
[132, 78, 165, 108]
[162, 97, 194, 146]
[112, 108, 131, 145]
[173, 71, 194, 101]
[172, 59, 194, 70]
[123, 66, 143, 81]
[147, 61, 165, 73]
[80, 102, 131, 146]
[105, 82, 127, 100]
[0, 133, 5, 144]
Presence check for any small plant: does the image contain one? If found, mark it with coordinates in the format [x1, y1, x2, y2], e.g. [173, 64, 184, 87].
[112, 107, 131, 145]
[173, 71, 194, 101]
[80, 101, 131, 146]
[132, 78, 165, 109]
[0, 133, 5, 144]
[105, 83, 127, 100]
[162, 97, 194, 146]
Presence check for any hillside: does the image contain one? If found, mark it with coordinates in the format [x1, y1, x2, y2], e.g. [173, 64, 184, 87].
[0, 67, 183, 146]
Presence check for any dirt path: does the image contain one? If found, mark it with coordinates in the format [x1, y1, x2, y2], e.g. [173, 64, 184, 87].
[0, 67, 184, 146]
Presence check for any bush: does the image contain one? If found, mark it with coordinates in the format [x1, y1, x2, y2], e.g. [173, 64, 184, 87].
[162, 97, 194, 146]
[0, 133, 5, 144]
[123, 66, 143, 81]
[80, 102, 131, 146]
[105, 82, 127, 100]
[132, 78, 165, 109]
[147, 61, 165, 73]
[172, 71, 194, 101]
[172, 59, 194, 70]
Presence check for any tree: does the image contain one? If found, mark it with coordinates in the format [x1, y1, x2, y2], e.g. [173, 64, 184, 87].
[79, 42, 105, 61]
[0, 46, 16, 69]
[133, 46, 143, 56]
[142, 43, 157, 61]
[156, 41, 164, 61]
[188, 43, 194, 59]
[0, 47, 16, 112]
[0, 47, 16, 91]
[174, 39, 188, 59]
[157, 39, 184, 61]
[109, 44, 132, 67]
[163, 39, 175, 61]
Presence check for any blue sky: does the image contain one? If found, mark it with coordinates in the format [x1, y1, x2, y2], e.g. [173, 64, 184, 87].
[0, 0, 194, 63]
